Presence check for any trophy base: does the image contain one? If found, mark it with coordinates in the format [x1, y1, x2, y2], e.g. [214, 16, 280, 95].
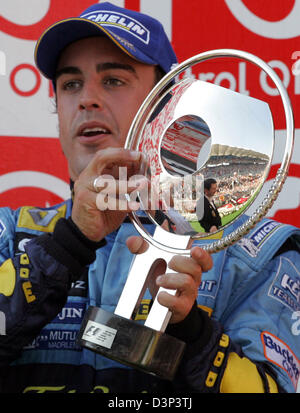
[77, 306, 186, 381]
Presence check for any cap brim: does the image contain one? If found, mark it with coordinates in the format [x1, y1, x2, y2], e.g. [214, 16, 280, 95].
[35, 18, 156, 80]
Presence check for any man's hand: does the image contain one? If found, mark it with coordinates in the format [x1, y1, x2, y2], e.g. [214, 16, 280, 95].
[71, 148, 146, 242]
[126, 236, 213, 324]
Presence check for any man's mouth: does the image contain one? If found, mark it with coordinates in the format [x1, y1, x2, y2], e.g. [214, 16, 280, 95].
[80, 126, 110, 137]
[76, 123, 112, 145]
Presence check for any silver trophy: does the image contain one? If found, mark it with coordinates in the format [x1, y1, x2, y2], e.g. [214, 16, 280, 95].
[77, 50, 294, 380]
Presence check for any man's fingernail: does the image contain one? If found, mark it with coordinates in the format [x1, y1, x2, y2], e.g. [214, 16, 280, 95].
[191, 246, 202, 258]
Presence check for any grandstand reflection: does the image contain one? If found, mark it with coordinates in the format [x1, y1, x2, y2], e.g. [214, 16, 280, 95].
[160, 114, 211, 177]
[202, 144, 269, 213]
[155, 113, 270, 235]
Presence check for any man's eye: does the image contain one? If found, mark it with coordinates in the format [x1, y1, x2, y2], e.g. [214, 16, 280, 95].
[104, 77, 124, 86]
[62, 80, 82, 91]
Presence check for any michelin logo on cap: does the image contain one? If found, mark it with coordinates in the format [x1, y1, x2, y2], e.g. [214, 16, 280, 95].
[81, 11, 150, 44]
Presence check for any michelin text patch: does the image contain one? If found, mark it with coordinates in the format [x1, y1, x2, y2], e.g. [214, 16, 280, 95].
[81, 10, 150, 44]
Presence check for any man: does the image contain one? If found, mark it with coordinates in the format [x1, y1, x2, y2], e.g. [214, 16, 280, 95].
[199, 178, 222, 233]
[0, 2, 299, 393]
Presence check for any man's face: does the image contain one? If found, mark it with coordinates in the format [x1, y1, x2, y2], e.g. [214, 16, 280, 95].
[55, 36, 156, 180]
[206, 183, 217, 197]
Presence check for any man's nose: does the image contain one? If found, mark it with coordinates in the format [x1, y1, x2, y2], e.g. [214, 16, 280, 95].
[79, 82, 104, 111]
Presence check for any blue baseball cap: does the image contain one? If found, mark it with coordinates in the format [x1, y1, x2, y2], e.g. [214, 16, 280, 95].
[34, 2, 177, 81]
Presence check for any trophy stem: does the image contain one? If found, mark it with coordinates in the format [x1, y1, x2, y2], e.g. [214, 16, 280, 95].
[115, 226, 190, 332]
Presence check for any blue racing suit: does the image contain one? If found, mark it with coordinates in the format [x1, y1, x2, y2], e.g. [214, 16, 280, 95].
[0, 198, 299, 393]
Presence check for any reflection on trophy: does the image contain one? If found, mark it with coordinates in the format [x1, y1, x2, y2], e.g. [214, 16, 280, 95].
[77, 50, 294, 380]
